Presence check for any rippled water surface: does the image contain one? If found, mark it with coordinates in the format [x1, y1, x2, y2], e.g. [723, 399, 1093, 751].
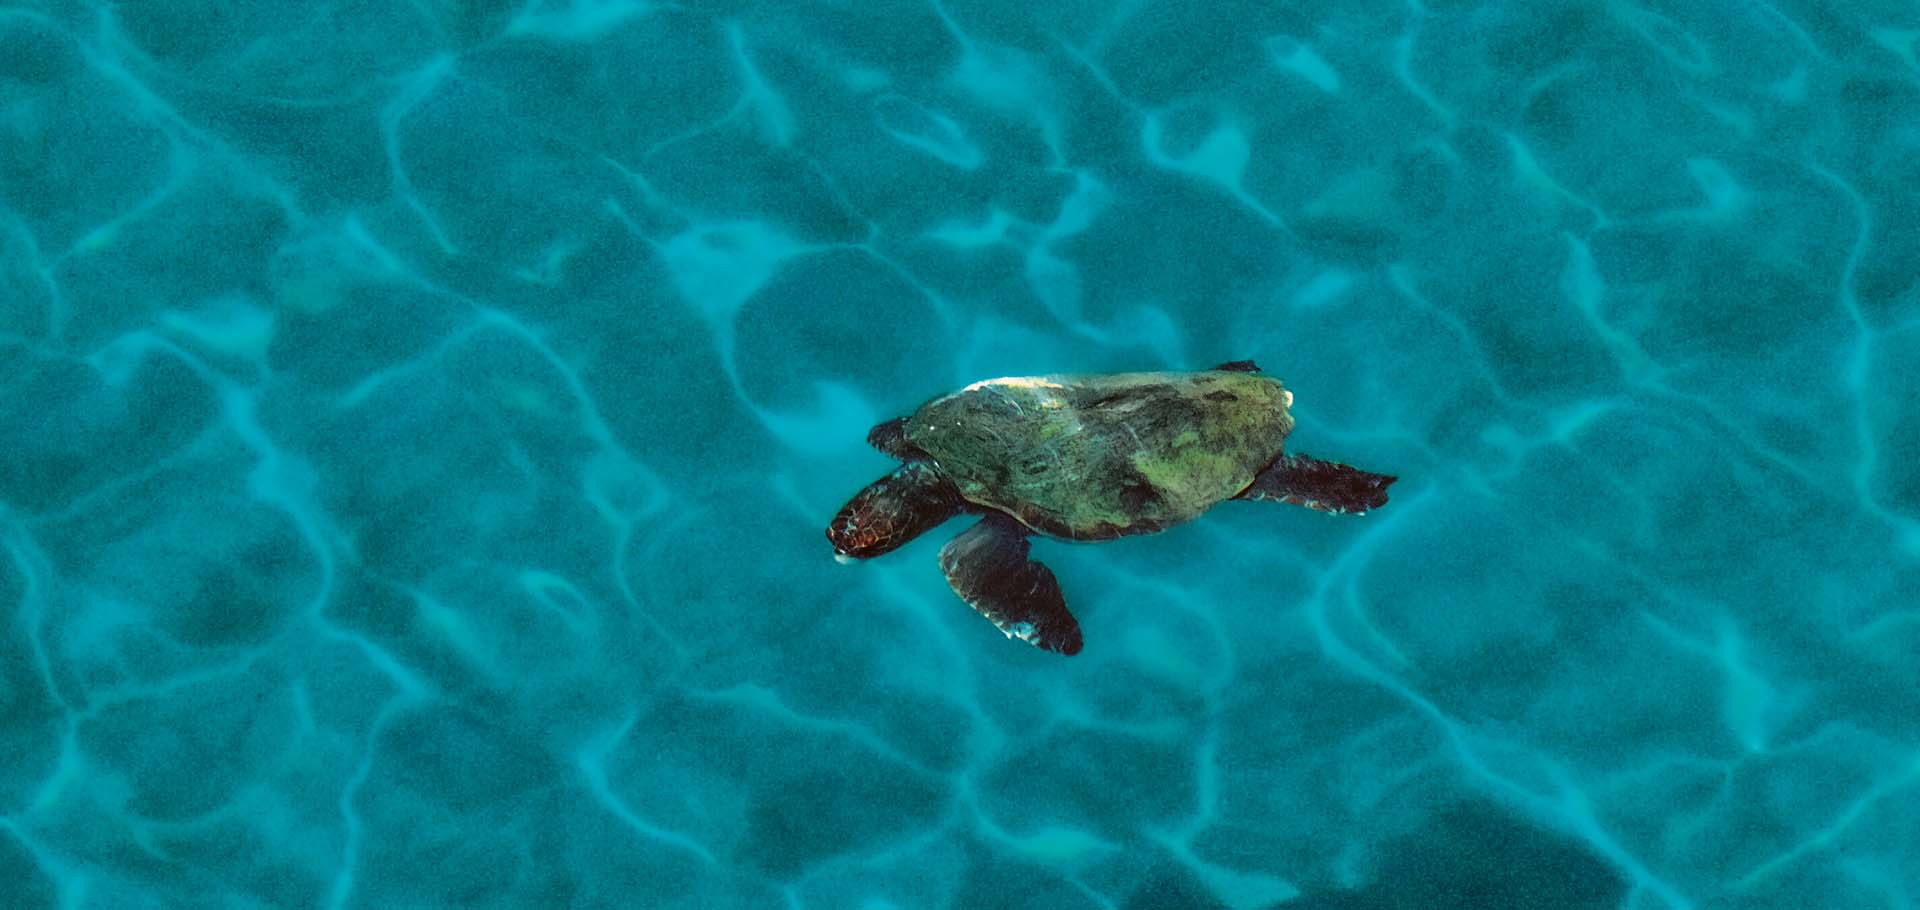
[4, 0, 1920, 907]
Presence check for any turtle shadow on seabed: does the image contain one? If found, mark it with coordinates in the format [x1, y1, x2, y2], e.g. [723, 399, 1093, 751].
[1118, 801, 1626, 910]
[1272, 802, 1626, 910]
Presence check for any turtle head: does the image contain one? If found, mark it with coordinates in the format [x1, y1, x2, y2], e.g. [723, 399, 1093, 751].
[826, 495, 893, 561]
[827, 462, 961, 561]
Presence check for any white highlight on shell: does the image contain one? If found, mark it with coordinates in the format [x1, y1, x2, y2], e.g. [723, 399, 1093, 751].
[962, 375, 1065, 393]
[1002, 620, 1039, 643]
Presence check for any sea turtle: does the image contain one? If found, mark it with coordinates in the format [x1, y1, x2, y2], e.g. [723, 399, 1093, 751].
[825, 361, 1396, 656]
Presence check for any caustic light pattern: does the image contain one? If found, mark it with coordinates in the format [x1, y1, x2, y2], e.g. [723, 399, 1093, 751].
[2, 0, 1919, 908]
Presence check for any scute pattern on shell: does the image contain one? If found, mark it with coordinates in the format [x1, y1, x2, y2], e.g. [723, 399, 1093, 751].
[903, 371, 1295, 540]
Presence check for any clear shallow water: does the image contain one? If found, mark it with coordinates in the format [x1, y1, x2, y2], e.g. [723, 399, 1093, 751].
[2, 0, 1918, 906]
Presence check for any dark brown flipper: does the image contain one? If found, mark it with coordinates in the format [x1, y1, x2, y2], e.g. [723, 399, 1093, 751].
[938, 514, 1083, 656]
[865, 417, 928, 460]
[827, 462, 962, 560]
[1211, 359, 1262, 372]
[1237, 454, 1396, 515]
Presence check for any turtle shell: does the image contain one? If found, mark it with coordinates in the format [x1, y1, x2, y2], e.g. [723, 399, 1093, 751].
[903, 371, 1295, 540]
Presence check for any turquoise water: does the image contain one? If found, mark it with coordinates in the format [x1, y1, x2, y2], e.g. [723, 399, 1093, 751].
[3, 0, 1919, 906]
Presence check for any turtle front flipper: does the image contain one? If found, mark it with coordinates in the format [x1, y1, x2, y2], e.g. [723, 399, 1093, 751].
[938, 514, 1083, 656]
[1237, 454, 1396, 515]
[828, 462, 962, 561]
[866, 417, 928, 460]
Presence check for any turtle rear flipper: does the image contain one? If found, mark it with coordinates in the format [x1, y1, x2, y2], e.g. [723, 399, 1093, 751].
[939, 514, 1083, 656]
[1238, 454, 1396, 515]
